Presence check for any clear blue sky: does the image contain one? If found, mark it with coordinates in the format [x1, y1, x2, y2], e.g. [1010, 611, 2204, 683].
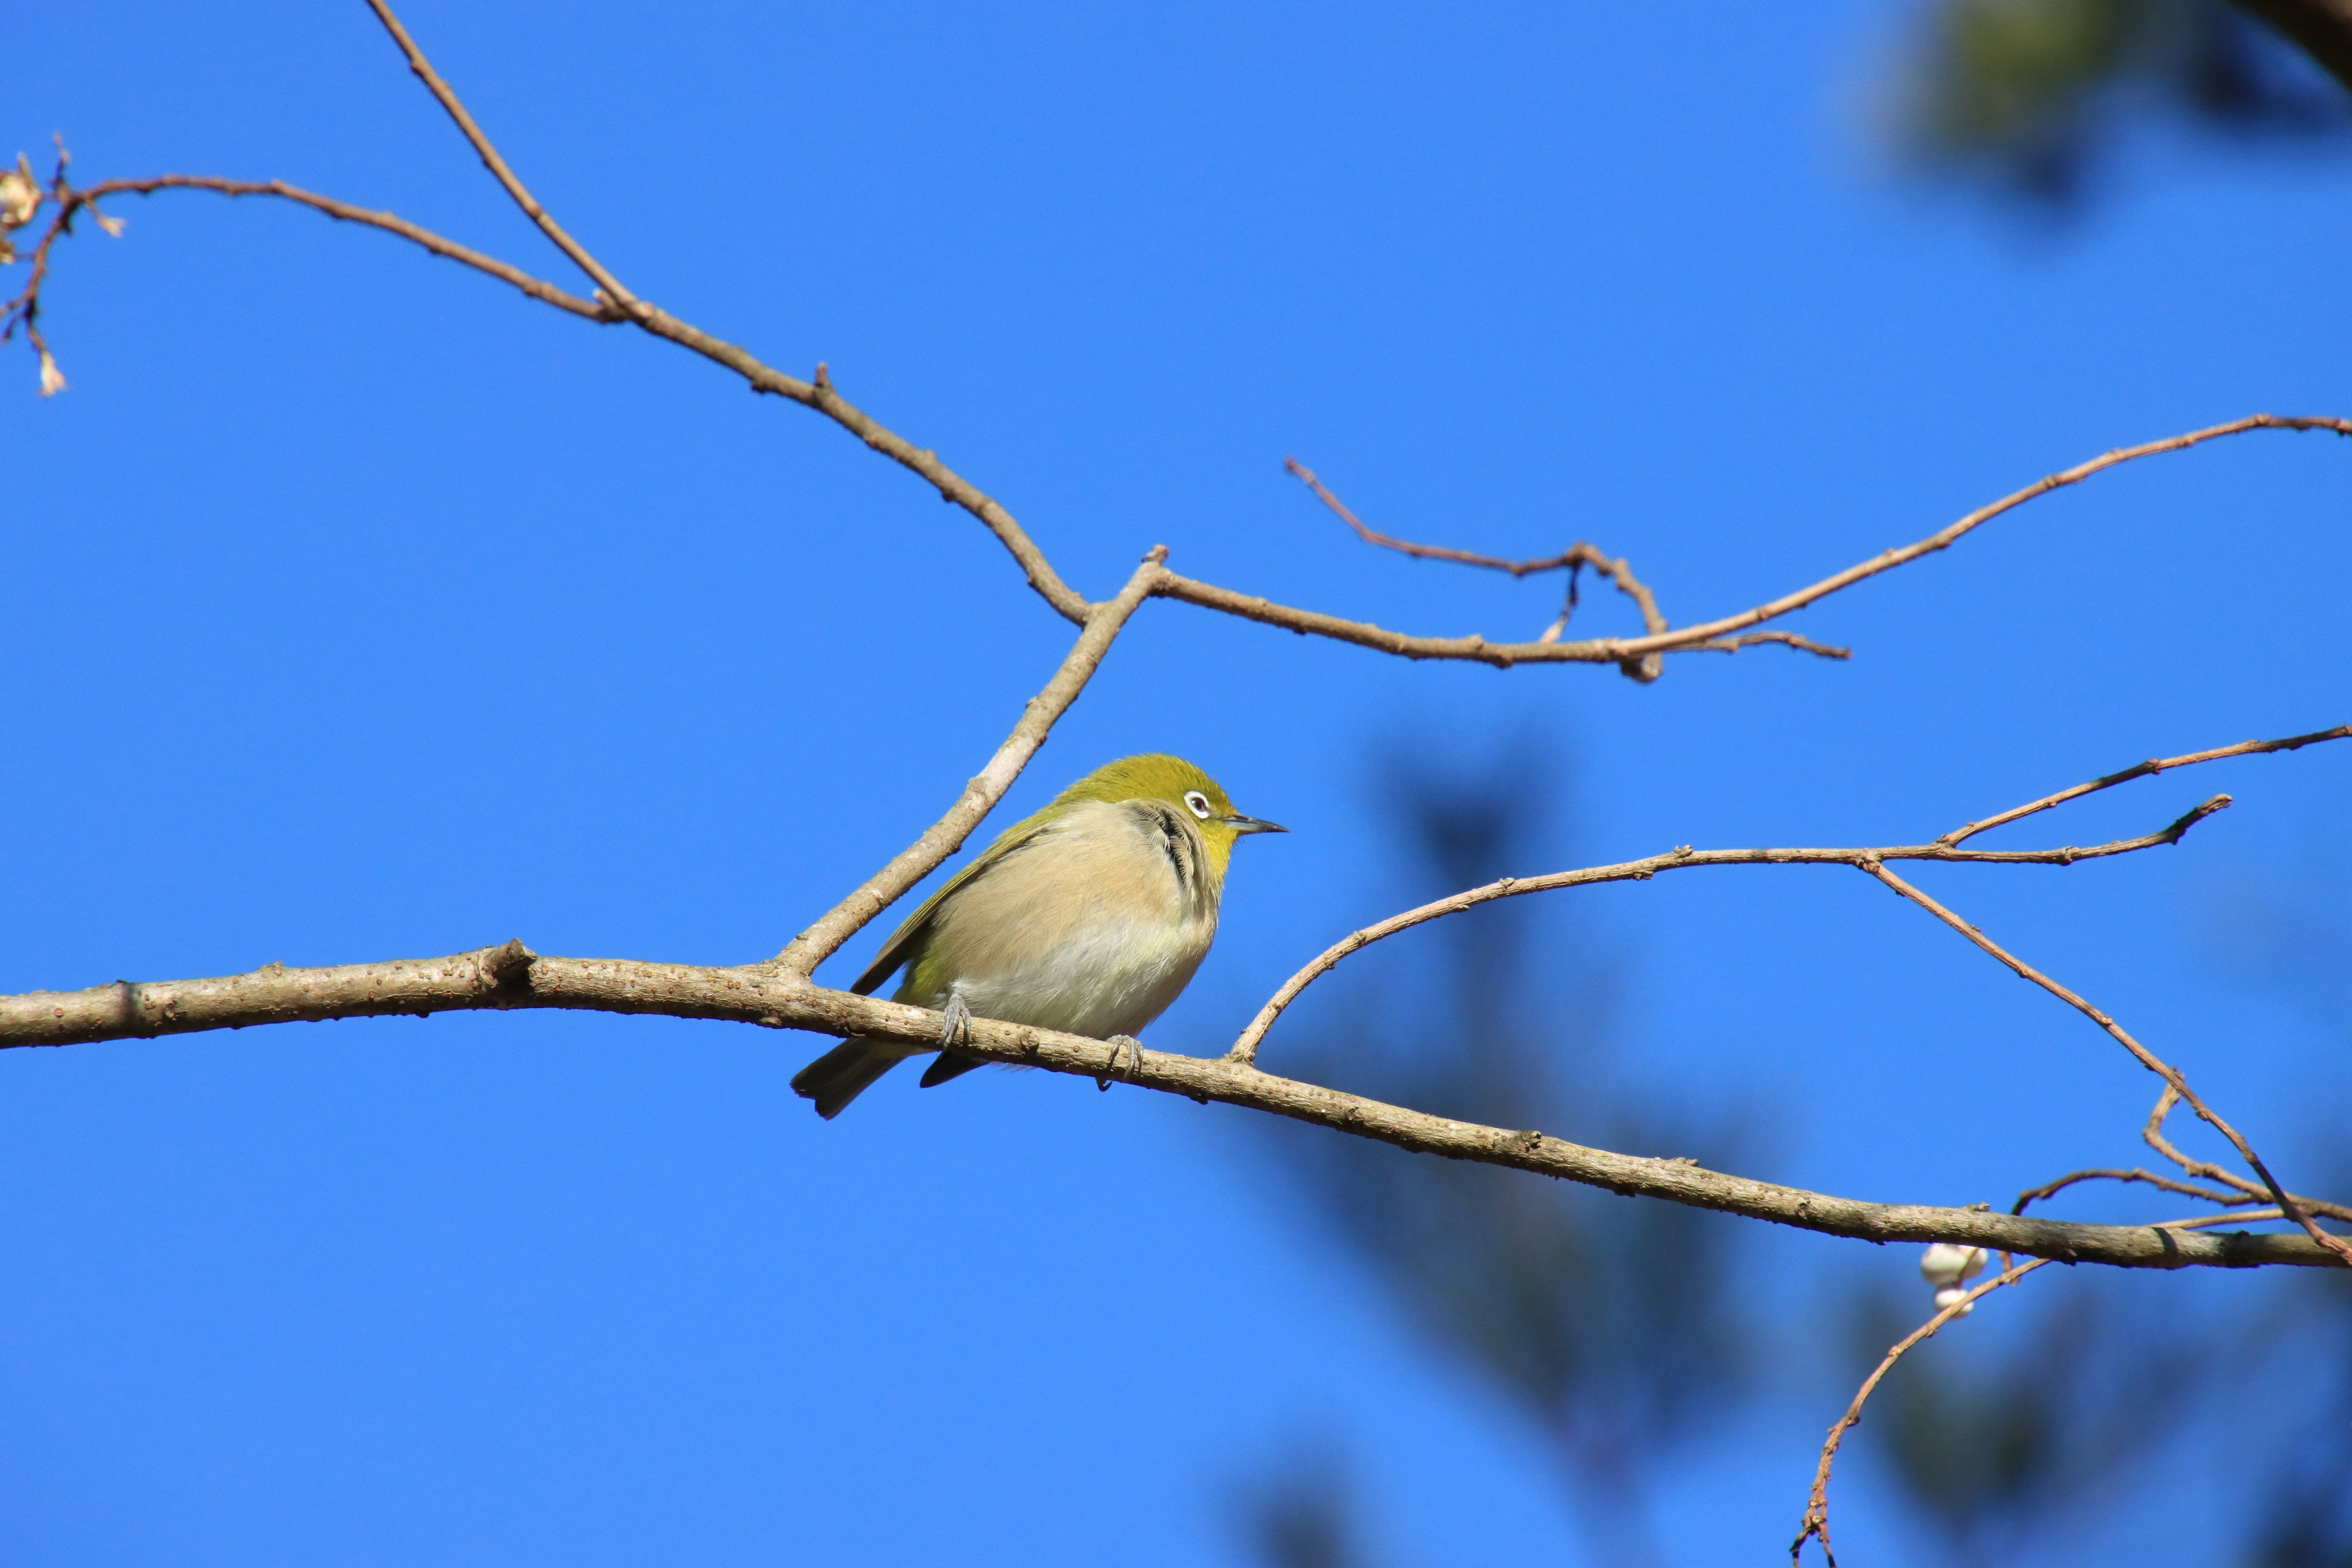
[6, 2, 2349, 1563]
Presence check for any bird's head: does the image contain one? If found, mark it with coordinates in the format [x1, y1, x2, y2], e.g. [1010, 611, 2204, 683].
[1052, 753, 1287, 869]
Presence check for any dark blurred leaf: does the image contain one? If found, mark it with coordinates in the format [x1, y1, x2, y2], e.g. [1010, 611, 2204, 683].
[1234, 1442, 1379, 1568]
[1248, 739, 1754, 1563]
[1893, 0, 2348, 203]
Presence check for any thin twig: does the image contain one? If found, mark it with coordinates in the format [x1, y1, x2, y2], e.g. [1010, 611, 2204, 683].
[1224, 793, 2234, 1065]
[1858, 861, 2352, 1266]
[1790, 1257, 2050, 1566]
[1283, 423, 2352, 669]
[1790, 1205, 2295, 1564]
[1645, 414, 2352, 655]
[16, 141, 2346, 665]
[771, 549, 1167, 974]
[358, 0, 640, 314]
[1286, 455, 1675, 680]
[1942, 725, 2352, 846]
[2011, 1163, 2352, 1224]
[2015, 1167, 2264, 1213]
[0, 175, 612, 334]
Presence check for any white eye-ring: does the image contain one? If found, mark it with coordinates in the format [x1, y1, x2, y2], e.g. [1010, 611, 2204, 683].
[1183, 790, 1213, 820]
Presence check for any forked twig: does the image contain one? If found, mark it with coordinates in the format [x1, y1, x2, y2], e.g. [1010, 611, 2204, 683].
[1942, 725, 2352, 846]
[358, 0, 639, 314]
[1224, 739, 2300, 1066]
[1283, 455, 1833, 680]
[1790, 1208, 2296, 1564]
[1860, 861, 2352, 1265]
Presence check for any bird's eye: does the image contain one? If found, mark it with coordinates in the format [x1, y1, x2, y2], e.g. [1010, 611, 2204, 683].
[1183, 790, 1213, 820]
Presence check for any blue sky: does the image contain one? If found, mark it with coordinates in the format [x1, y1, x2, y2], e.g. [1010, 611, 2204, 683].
[6, 2, 2350, 1563]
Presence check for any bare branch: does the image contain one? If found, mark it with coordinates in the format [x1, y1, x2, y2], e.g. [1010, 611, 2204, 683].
[0, 175, 611, 333]
[1278, 421, 2352, 674]
[1643, 413, 2352, 653]
[1859, 861, 2352, 1265]
[0, 950, 2338, 1270]
[358, 0, 639, 314]
[1790, 1256, 2051, 1566]
[1284, 455, 1681, 680]
[18, 128, 2348, 667]
[1942, 724, 2352, 846]
[1225, 794, 2234, 1066]
[2011, 1163, 2352, 1224]
[772, 549, 1167, 974]
[1790, 1200, 2306, 1564]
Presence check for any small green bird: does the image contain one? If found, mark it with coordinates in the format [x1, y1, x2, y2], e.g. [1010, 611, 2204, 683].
[791, 754, 1286, 1118]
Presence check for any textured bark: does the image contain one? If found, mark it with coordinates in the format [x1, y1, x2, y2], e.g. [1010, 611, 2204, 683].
[0, 944, 2334, 1272]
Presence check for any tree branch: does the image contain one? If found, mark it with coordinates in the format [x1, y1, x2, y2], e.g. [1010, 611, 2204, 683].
[1790, 1256, 2051, 1566]
[1858, 861, 2352, 1265]
[771, 549, 1166, 974]
[1790, 1199, 2308, 1564]
[0, 948, 2338, 1271]
[13, 138, 2342, 667]
[1225, 793, 2236, 1065]
[1941, 725, 2352, 846]
[2, 174, 612, 325]
[1282, 454, 1685, 677]
[358, 0, 640, 313]
[2010, 1165, 2352, 1221]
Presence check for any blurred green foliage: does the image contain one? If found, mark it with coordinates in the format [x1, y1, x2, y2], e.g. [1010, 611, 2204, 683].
[1896, 0, 2346, 200]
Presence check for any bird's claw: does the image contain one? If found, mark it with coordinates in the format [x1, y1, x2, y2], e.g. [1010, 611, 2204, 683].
[1096, 1034, 1144, 1091]
[940, 992, 973, 1050]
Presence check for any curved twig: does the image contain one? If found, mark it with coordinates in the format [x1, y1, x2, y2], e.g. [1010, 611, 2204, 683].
[1790, 1203, 2299, 1564]
[1, 174, 611, 328]
[1790, 1257, 2051, 1566]
[13, 147, 2343, 665]
[1225, 793, 2236, 1065]
[1640, 413, 2352, 654]
[2011, 1165, 2352, 1225]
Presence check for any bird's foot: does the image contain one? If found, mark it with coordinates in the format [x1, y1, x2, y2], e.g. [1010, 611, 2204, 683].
[940, 991, 973, 1050]
[1096, 1034, 1144, 1091]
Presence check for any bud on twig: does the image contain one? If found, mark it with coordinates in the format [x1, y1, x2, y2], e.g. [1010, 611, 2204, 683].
[1920, 1241, 1988, 1315]
[0, 155, 38, 231]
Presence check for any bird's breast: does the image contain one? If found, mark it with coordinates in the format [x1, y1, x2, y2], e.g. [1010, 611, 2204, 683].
[902, 799, 1220, 1039]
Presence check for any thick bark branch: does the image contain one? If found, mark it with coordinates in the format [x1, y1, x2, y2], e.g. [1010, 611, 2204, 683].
[0, 946, 2336, 1271]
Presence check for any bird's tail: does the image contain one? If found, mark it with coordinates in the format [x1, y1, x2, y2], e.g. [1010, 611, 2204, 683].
[790, 1038, 910, 1119]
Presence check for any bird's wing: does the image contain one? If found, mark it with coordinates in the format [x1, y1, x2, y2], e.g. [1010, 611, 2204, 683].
[849, 809, 1061, 996]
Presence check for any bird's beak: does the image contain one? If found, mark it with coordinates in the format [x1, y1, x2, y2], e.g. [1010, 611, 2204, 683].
[1223, 815, 1289, 835]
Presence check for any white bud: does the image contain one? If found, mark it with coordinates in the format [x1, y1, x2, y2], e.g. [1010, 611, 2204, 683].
[1932, 1284, 1973, 1316]
[37, 348, 66, 398]
[0, 156, 37, 230]
[1919, 1242, 1988, 1287]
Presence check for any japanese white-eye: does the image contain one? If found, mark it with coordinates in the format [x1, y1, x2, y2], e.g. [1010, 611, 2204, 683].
[791, 753, 1286, 1117]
